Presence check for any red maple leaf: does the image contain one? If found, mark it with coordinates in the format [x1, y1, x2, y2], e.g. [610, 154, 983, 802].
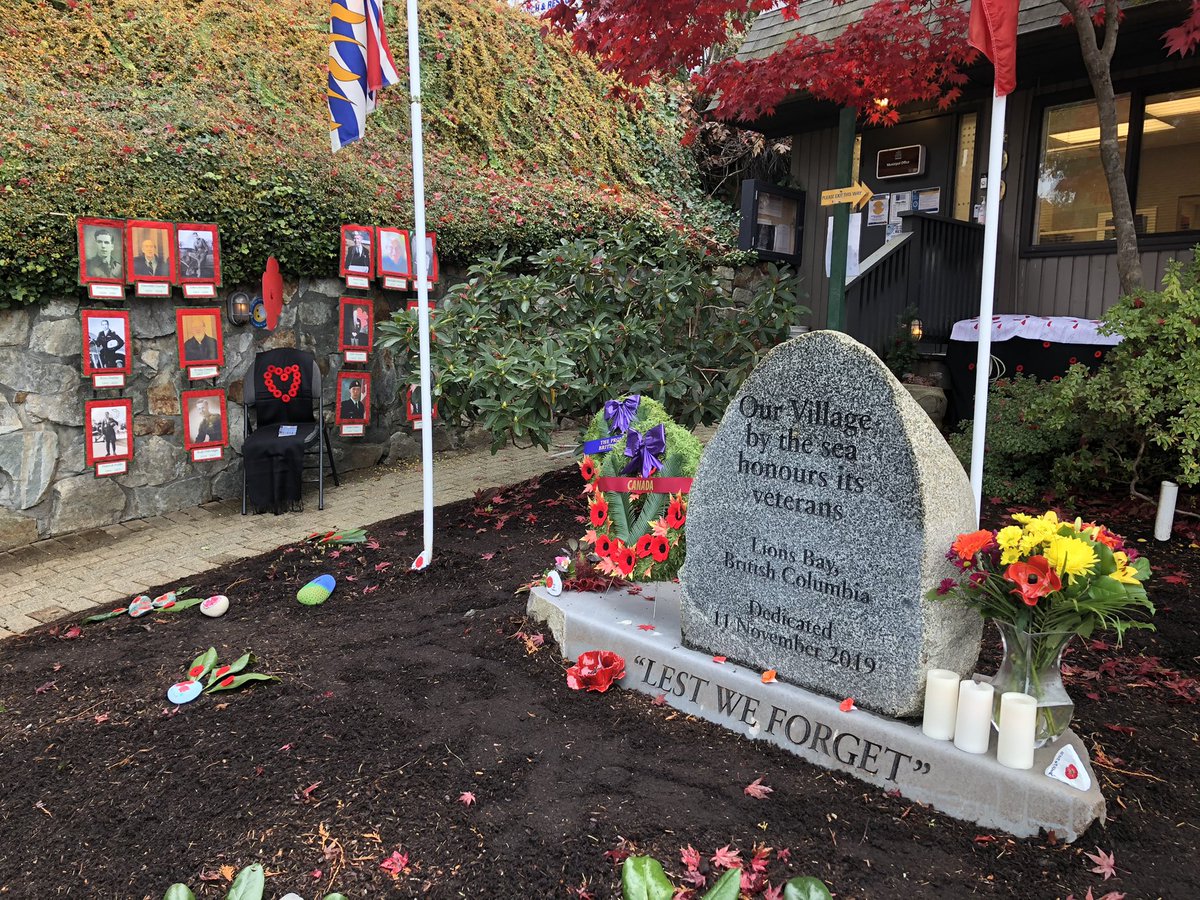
[1086, 846, 1118, 880]
[481, 551, 496, 561]
[744, 777, 774, 800]
[379, 849, 408, 876]
[374, 561, 392, 572]
[1161, 571, 1190, 585]
[711, 844, 742, 869]
[1104, 724, 1136, 735]
[458, 791, 476, 806]
[748, 843, 772, 873]
[652, 693, 667, 706]
[680, 844, 701, 870]
[637, 624, 655, 631]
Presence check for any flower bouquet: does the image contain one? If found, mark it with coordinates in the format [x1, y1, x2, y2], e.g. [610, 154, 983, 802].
[930, 511, 1154, 745]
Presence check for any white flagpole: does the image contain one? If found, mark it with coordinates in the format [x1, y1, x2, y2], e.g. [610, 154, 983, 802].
[407, 0, 435, 570]
[968, 87, 1006, 524]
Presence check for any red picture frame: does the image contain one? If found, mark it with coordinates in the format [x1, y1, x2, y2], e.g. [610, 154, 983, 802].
[182, 389, 229, 451]
[415, 231, 439, 283]
[406, 385, 438, 423]
[175, 223, 222, 286]
[335, 371, 371, 424]
[338, 297, 375, 354]
[340, 224, 375, 280]
[376, 227, 412, 278]
[76, 217, 127, 286]
[84, 398, 133, 468]
[82, 309, 132, 378]
[176, 308, 225, 368]
[125, 220, 176, 284]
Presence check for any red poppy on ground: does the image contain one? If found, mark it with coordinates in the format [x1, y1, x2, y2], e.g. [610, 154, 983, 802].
[212, 665, 230, 679]
[1003, 555, 1062, 606]
[649, 534, 671, 562]
[188, 665, 204, 679]
[595, 534, 613, 558]
[565, 650, 626, 692]
[589, 495, 608, 528]
[220, 675, 235, 687]
[635, 534, 654, 558]
[614, 542, 637, 576]
[665, 495, 686, 529]
[580, 455, 596, 482]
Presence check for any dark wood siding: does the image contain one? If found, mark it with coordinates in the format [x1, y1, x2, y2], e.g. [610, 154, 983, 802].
[790, 126, 840, 328]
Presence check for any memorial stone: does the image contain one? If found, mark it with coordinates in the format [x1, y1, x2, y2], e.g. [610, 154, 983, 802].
[680, 331, 980, 717]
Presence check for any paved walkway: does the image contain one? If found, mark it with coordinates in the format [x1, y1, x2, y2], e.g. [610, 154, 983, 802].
[0, 435, 583, 639]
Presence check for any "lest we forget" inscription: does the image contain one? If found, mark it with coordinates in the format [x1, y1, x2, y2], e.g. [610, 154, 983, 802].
[680, 331, 980, 717]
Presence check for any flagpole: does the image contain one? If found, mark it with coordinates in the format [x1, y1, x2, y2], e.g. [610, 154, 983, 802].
[968, 87, 1006, 524]
[406, 0, 435, 570]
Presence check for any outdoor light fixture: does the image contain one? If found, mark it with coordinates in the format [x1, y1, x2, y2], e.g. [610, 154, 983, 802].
[228, 290, 252, 326]
[909, 318, 924, 341]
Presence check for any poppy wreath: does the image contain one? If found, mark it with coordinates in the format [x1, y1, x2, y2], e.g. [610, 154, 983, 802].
[578, 396, 701, 582]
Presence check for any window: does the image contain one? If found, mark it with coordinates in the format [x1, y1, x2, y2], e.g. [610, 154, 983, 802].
[739, 180, 805, 263]
[1033, 86, 1200, 246]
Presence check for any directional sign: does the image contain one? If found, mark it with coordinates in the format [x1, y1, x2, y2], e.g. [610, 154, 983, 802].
[820, 182, 873, 211]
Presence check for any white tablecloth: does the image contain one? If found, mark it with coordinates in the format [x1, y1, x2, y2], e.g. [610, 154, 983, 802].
[950, 315, 1123, 346]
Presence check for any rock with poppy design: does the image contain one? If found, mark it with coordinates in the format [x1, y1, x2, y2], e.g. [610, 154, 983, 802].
[679, 331, 980, 717]
[565, 650, 626, 692]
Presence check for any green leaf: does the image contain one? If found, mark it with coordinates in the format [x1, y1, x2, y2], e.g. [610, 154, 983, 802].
[224, 864, 265, 900]
[163, 886, 196, 900]
[82, 607, 129, 624]
[164, 596, 204, 613]
[206, 653, 255, 687]
[187, 648, 218, 681]
[783, 876, 834, 900]
[205, 672, 280, 694]
[620, 856, 674, 900]
[701, 867, 742, 900]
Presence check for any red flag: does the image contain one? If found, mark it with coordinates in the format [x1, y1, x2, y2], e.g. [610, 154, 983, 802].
[969, 0, 1019, 97]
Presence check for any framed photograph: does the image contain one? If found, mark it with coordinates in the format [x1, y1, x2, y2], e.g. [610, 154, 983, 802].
[176, 307, 224, 378]
[340, 224, 374, 284]
[82, 309, 132, 387]
[85, 398, 133, 475]
[125, 220, 175, 295]
[336, 371, 370, 427]
[376, 228, 412, 278]
[339, 297, 374, 363]
[182, 389, 228, 460]
[406, 384, 438, 427]
[176, 223, 221, 289]
[414, 231, 439, 283]
[77, 217, 126, 289]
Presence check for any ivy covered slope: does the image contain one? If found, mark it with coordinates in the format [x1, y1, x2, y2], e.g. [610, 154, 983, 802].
[0, 0, 735, 306]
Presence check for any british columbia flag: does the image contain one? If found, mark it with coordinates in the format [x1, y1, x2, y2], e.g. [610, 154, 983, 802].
[328, 0, 400, 153]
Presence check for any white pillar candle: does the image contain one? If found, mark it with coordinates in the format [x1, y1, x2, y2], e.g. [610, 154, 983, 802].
[1155, 480, 1179, 541]
[952, 679, 994, 754]
[921, 669, 961, 740]
[996, 691, 1038, 769]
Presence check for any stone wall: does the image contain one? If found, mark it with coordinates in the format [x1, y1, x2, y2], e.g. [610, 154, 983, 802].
[0, 276, 453, 548]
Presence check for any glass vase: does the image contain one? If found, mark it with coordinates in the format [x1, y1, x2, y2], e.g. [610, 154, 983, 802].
[990, 621, 1075, 748]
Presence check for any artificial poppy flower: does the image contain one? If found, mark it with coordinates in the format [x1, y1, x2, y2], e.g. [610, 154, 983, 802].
[1003, 555, 1062, 606]
[614, 542, 637, 577]
[951, 529, 995, 564]
[589, 495, 608, 528]
[595, 534, 612, 558]
[565, 650, 626, 692]
[649, 534, 671, 563]
[635, 534, 654, 559]
[665, 495, 687, 530]
[579, 455, 597, 482]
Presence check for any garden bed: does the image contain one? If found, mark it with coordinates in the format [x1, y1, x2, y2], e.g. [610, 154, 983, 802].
[0, 466, 1197, 898]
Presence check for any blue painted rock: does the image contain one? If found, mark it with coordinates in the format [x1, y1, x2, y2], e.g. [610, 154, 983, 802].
[128, 595, 154, 618]
[166, 680, 203, 705]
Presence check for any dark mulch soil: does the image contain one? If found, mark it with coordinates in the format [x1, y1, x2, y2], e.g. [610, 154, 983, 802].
[1, 467, 1198, 899]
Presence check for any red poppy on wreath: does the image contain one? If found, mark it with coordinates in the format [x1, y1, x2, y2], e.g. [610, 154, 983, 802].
[579, 455, 597, 482]
[635, 534, 654, 559]
[565, 650, 626, 692]
[589, 495, 609, 528]
[665, 494, 687, 530]
[612, 539, 637, 576]
[649, 534, 671, 563]
[595, 533, 613, 559]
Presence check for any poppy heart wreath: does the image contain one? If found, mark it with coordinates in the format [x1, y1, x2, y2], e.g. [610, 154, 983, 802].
[263, 364, 301, 403]
[577, 396, 701, 582]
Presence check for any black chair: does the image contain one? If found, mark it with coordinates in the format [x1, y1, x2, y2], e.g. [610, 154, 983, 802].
[241, 348, 339, 514]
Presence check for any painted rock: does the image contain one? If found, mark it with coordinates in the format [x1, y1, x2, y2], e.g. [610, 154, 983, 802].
[200, 595, 229, 618]
[166, 680, 204, 705]
[152, 591, 176, 609]
[297, 574, 335, 606]
[128, 595, 154, 618]
[544, 570, 563, 597]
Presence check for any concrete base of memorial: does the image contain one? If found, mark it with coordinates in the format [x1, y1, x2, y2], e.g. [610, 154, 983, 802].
[528, 583, 1106, 842]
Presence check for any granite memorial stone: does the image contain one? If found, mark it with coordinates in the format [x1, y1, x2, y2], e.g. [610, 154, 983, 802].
[680, 330, 980, 717]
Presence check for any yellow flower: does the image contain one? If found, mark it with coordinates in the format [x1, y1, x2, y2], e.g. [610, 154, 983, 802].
[1110, 565, 1140, 585]
[996, 525, 1022, 550]
[1000, 546, 1022, 565]
[1044, 535, 1098, 578]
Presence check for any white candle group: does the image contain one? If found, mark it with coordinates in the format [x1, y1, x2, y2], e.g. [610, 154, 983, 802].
[921, 669, 961, 740]
[953, 679, 995, 754]
[996, 691, 1038, 769]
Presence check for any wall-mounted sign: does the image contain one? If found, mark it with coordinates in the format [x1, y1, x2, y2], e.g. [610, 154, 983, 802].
[876, 145, 926, 180]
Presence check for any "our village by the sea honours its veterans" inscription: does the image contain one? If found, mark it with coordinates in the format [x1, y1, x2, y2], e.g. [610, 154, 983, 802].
[680, 331, 981, 717]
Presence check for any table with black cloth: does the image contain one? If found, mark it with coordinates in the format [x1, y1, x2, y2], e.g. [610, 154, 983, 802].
[945, 315, 1122, 430]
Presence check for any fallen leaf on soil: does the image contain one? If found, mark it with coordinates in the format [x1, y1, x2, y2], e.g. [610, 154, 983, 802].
[34, 681, 55, 694]
[57, 626, 81, 641]
[974, 835, 997, 844]
[481, 552, 496, 561]
[310, 869, 322, 879]
[761, 669, 777, 683]
[458, 791, 476, 806]
[363, 585, 379, 595]
[839, 697, 856, 712]
[280, 743, 294, 752]
[366, 539, 381, 550]
[712, 655, 727, 664]
[375, 561, 392, 572]
[652, 694, 667, 706]
[1161, 571, 1190, 585]
[680, 844, 701, 870]
[777, 848, 791, 861]
[219, 864, 235, 882]
[1105, 724, 1136, 735]
[1086, 847, 1117, 880]
[744, 778, 774, 800]
[296, 782, 321, 802]
[711, 844, 742, 869]
[93, 714, 109, 724]
[380, 849, 409, 876]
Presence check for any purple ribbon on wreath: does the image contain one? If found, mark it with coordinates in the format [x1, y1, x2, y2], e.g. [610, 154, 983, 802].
[604, 395, 641, 435]
[622, 424, 665, 478]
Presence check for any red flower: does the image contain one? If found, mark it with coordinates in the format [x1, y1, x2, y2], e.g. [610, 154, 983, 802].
[665, 495, 687, 530]
[579, 455, 597, 482]
[1003, 556, 1061, 606]
[220, 676, 235, 687]
[188, 665, 204, 678]
[613, 541, 637, 576]
[213, 665, 230, 679]
[595, 534, 612, 558]
[565, 650, 626, 692]
[635, 534, 654, 559]
[649, 534, 671, 563]
[589, 495, 608, 528]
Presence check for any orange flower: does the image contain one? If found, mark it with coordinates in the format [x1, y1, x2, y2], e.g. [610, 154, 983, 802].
[951, 529, 995, 563]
